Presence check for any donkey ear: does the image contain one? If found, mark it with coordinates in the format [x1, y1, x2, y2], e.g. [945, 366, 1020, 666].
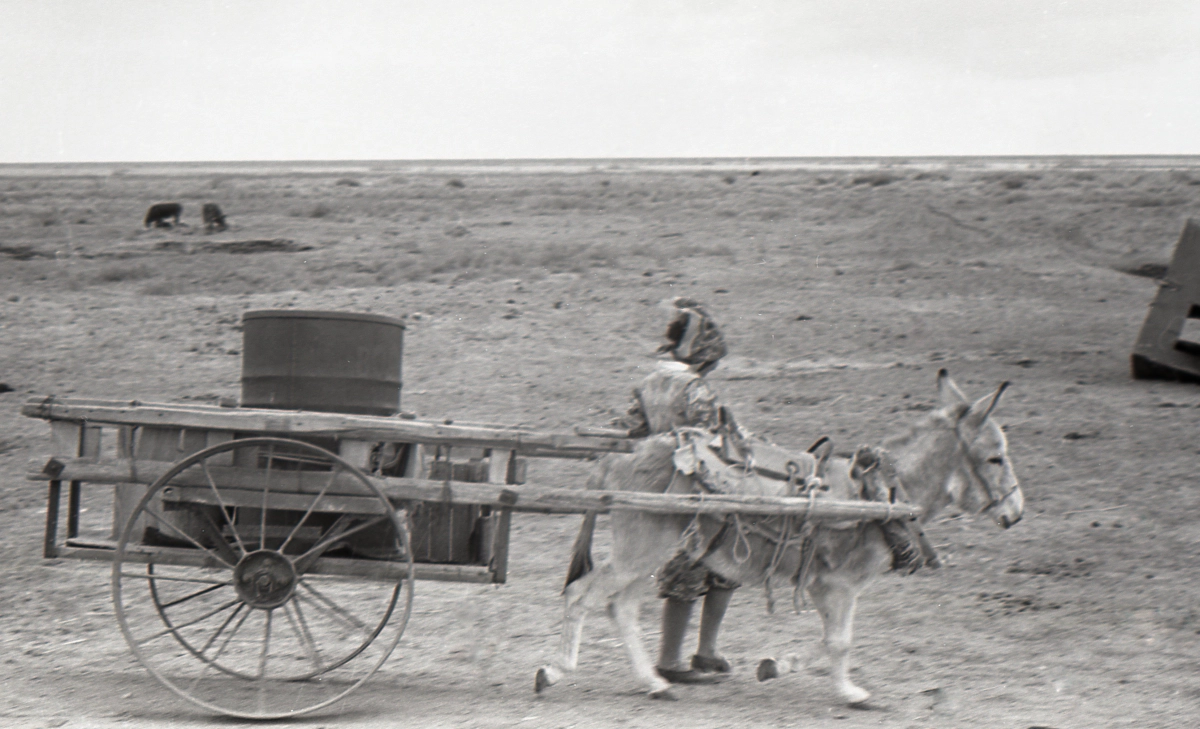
[963, 381, 1010, 428]
[937, 368, 969, 405]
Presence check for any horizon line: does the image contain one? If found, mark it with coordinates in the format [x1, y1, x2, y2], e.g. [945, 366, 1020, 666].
[4, 153, 1200, 166]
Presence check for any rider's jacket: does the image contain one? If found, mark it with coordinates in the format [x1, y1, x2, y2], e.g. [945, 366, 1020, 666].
[616, 361, 720, 438]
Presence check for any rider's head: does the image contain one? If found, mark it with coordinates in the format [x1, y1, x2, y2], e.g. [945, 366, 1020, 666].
[658, 298, 727, 375]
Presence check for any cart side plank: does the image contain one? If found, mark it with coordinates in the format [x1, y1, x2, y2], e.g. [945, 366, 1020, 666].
[61, 541, 491, 582]
[22, 398, 635, 458]
[29, 456, 923, 521]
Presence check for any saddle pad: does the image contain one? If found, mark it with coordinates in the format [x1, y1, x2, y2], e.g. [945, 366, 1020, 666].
[673, 429, 791, 497]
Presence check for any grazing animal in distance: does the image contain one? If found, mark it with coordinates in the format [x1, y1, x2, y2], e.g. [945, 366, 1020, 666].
[143, 202, 182, 229]
[535, 369, 1023, 704]
[202, 203, 227, 233]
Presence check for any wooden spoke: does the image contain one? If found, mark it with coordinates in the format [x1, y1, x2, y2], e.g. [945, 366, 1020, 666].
[208, 605, 252, 664]
[256, 609, 273, 679]
[292, 515, 389, 575]
[186, 606, 253, 694]
[137, 598, 242, 645]
[201, 460, 248, 556]
[278, 463, 344, 555]
[187, 505, 242, 565]
[296, 580, 370, 633]
[119, 572, 232, 587]
[260, 444, 273, 551]
[138, 505, 236, 569]
[158, 582, 228, 610]
[283, 602, 325, 674]
[197, 603, 246, 658]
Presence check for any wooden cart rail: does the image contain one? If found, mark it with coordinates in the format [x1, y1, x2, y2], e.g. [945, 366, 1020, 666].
[57, 538, 432, 581]
[21, 397, 636, 459]
[29, 455, 924, 521]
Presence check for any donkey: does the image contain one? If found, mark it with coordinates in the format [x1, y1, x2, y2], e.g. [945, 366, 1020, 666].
[202, 202, 227, 233]
[143, 202, 182, 228]
[535, 369, 1023, 703]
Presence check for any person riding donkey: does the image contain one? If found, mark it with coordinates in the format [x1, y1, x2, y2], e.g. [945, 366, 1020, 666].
[594, 298, 928, 685]
[607, 298, 743, 684]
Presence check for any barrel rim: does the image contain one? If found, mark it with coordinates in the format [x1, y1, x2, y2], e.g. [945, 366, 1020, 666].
[242, 309, 406, 328]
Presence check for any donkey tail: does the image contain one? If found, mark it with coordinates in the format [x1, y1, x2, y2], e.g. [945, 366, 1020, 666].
[563, 511, 597, 591]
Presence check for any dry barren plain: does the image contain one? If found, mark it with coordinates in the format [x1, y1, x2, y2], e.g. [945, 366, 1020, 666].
[1, 158, 1199, 728]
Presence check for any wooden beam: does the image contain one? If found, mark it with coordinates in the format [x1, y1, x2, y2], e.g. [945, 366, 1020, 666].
[486, 449, 514, 583]
[58, 540, 493, 583]
[44, 480, 61, 559]
[22, 397, 635, 458]
[28, 456, 923, 522]
[1133, 220, 1200, 381]
[160, 484, 388, 514]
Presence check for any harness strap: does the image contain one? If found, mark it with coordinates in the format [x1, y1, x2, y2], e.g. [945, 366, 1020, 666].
[763, 515, 794, 614]
[729, 513, 816, 613]
[791, 524, 819, 612]
[730, 514, 753, 564]
[953, 423, 1016, 512]
[696, 516, 732, 562]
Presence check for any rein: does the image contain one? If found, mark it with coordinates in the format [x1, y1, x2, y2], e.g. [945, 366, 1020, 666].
[952, 423, 1016, 514]
[713, 467, 825, 614]
[726, 512, 816, 613]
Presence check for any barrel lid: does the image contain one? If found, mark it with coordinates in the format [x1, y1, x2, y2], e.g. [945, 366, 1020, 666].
[242, 309, 405, 328]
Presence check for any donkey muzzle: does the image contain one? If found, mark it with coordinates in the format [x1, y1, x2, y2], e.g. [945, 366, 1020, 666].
[988, 486, 1024, 529]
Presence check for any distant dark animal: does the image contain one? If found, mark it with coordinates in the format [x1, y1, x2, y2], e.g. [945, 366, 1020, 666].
[144, 202, 182, 229]
[202, 203, 227, 233]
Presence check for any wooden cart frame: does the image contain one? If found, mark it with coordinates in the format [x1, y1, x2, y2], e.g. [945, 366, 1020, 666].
[23, 396, 919, 720]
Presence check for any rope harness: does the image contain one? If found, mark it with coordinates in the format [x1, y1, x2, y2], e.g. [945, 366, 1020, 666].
[680, 453, 830, 614]
[673, 433, 929, 614]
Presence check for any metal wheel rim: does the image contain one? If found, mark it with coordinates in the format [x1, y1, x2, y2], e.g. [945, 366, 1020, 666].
[112, 436, 415, 719]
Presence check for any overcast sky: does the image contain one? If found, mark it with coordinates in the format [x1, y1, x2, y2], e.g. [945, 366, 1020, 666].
[2, 0, 1198, 163]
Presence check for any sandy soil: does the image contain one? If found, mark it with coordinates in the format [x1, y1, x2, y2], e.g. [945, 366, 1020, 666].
[1, 158, 1199, 728]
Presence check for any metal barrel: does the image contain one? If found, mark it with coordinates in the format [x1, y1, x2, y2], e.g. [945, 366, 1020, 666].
[240, 310, 405, 416]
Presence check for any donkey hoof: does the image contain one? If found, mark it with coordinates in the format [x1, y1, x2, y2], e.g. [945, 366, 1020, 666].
[840, 686, 871, 705]
[534, 667, 553, 694]
[649, 687, 678, 701]
[757, 659, 781, 682]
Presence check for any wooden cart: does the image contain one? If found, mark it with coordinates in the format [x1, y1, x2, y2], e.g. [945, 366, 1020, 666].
[22, 395, 920, 720]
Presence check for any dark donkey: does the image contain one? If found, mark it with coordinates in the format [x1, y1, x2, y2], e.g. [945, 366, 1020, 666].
[202, 203, 227, 233]
[144, 202, 182, 228]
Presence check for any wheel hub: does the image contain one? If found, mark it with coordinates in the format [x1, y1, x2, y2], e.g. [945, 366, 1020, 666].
[234, 550, 297, 609]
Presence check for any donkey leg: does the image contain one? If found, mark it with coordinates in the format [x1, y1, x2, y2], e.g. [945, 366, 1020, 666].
[610, 588, 675, 699]
[807, 577, 870, 705]
[536, 567, 605, 693]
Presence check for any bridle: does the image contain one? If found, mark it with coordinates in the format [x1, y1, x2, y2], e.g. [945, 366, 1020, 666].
[953, 421, 1018, 515]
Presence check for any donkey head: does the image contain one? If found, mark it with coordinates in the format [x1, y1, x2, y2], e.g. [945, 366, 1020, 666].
[936, 369, 1024, 528]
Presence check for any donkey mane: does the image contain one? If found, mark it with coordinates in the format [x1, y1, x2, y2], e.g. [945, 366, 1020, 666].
[880, 404, 962, 450]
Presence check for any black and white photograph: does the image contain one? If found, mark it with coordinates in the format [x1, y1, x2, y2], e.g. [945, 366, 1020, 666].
[1, 2, 1198, 727]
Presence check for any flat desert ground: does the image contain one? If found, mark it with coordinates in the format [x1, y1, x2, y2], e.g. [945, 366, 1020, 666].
[1, 157, 1199, 728]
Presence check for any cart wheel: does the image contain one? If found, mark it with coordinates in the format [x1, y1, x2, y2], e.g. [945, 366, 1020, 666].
[112, 437, 415, 719]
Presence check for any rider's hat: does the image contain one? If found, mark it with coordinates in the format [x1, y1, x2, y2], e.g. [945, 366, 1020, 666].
[657, 298, 727, 373]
